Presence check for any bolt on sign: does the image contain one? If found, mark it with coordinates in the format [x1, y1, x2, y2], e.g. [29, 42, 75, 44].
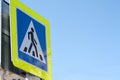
[10, 0, 52, 80]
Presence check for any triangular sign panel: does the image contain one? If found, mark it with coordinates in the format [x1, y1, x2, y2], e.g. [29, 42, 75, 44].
[20, 21, 46, 64]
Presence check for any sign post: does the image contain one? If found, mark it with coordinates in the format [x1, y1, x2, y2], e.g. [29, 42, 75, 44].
[10, 0, 52, 80]
[0, 0, 2, 66]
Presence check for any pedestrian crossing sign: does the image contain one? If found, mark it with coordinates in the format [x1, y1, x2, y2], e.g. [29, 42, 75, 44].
[10, 1, 52, 80]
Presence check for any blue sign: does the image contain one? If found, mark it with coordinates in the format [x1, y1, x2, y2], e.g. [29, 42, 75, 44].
[17, 8, 48, 72]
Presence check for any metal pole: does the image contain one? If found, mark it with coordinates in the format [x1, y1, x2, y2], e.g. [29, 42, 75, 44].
[0, 0, 2, 67]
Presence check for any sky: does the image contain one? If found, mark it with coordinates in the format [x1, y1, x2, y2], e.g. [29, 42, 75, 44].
[7, 0, 120, 80]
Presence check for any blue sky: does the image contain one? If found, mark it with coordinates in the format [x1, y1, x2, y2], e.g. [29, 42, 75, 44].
[18, 0, 120, 80]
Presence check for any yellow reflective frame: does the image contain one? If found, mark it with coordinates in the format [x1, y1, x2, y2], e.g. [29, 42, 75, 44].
[10, 1, 52, 80]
